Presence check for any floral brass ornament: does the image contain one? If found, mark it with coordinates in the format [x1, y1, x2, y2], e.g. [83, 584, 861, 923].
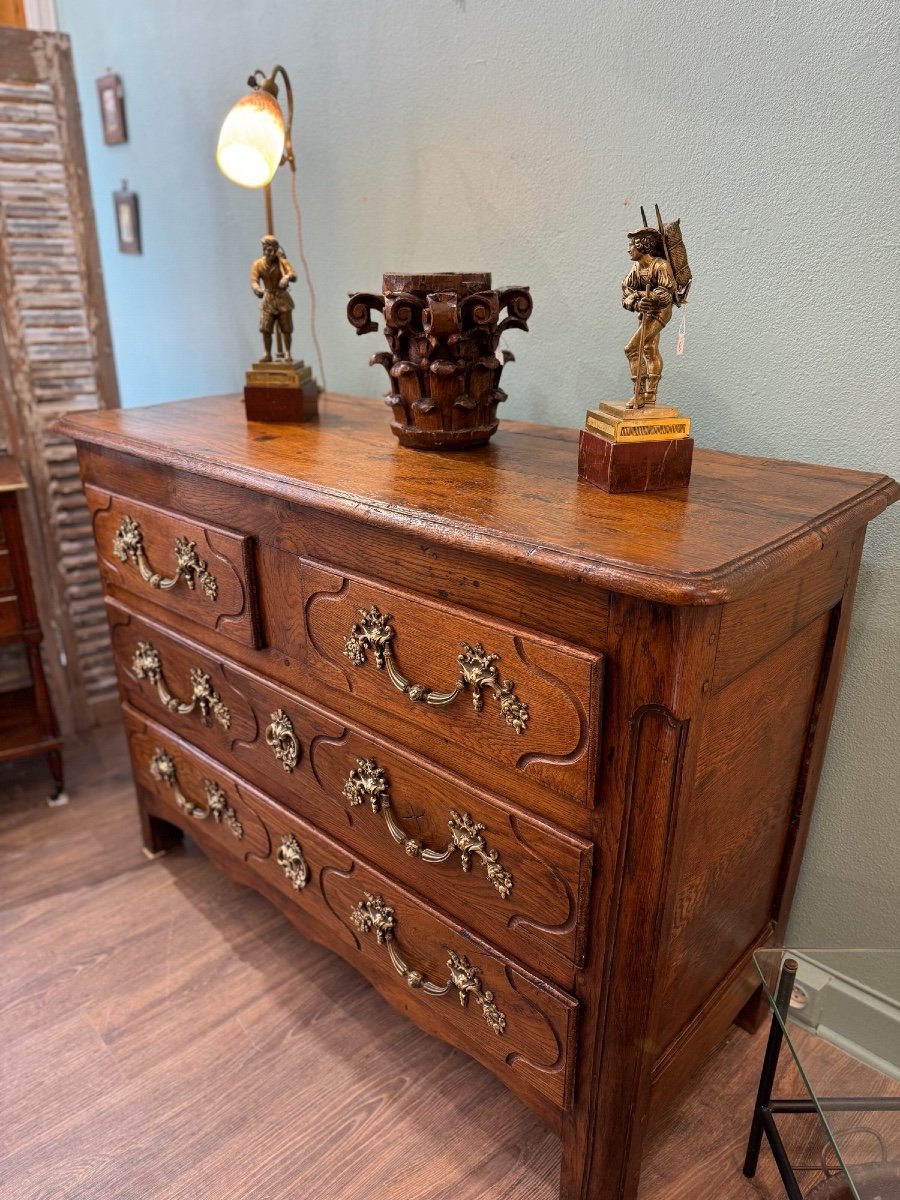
[276, 833, 309, 890]
[113, 515, 218, 601]
[343, 606, 529, 734]
[265, 709, 299, 772]
[203, 780, 244, 838]
[131, 641, 231, 729]
[350, 892, 507, 1035]
[148, 748, 242, 838]
[343, 757, 513, 898]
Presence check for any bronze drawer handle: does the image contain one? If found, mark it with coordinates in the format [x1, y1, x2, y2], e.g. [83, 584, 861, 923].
[265, 709, 299, 772]
[148, 748, 243, 839]
[131, 641, 231, 730]
[343, 758, 513, 898]
[343, 606, 529, 733]
[113, 516, 218, 601]
[350, 892, 507, 1035]
[276, 832, 309, 890]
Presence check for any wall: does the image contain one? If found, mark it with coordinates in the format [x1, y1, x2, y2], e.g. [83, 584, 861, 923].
[55, 0, 899, 948]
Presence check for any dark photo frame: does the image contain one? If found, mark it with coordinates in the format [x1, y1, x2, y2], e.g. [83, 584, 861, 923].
[96, 73, 127, 145]
[113, 185, 141, 254]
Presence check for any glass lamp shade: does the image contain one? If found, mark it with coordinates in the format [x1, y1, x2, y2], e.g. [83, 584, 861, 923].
[216, 89, 285, 188]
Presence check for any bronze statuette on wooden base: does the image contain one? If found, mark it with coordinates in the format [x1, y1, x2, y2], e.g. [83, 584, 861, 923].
[347, 272, 532, 450]
[579, 206, 694, 494]
[244, 234, 319, 423]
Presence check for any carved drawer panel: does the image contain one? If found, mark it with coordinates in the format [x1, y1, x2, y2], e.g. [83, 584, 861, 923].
[299, 560, 604, 807]
[124, 706, 579, 1121]
[109, 600, 594, 985]
[86, 485, 261, 649]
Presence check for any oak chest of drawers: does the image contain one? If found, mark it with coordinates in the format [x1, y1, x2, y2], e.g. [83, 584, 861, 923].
[61, 393, 897, 1200]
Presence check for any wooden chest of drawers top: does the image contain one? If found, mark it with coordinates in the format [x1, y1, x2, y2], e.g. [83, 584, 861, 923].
[61, 394, 898, 1200]
[58, 392, 898, 607]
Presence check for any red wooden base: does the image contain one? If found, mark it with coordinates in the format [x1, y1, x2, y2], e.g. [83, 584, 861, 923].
[578, 428, 694, 494]
[244, 380, 320, 423]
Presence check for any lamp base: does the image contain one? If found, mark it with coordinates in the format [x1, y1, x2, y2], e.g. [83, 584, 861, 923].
[578, 427, 694, 493]
[243, 359, 319, 423]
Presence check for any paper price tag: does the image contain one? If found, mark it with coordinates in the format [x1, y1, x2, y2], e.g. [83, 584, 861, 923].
[675, 311, 687, 356]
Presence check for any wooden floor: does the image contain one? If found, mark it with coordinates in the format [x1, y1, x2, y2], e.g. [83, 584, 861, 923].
[0, 723, 884, 1199]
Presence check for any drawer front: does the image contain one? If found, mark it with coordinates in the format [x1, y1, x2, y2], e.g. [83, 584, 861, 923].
[299, 560, 604, 807]
[0, 594, 21, 635]
[85, 485, 261, 649]
[109, 601, 594, 982]
[0, 550, 13, 594]
[124, 707, 579, 1118]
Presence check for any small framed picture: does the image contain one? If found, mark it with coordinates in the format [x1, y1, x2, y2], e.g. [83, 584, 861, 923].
[96, 73, 127, 145]
[114, 184, 141, 254]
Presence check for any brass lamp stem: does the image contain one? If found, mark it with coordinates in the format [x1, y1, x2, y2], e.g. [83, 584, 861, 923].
[264, 183, 274, 236]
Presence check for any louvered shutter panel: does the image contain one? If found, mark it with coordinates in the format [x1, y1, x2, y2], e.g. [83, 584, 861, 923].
[0, 31, 120, 729]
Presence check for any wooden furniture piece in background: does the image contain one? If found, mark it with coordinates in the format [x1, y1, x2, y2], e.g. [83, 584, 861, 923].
[0, 29, 120, 732]
[0, 453, 64, 801]
[62, 392, 897, 1200]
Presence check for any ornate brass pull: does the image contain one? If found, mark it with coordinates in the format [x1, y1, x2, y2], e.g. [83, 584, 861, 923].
[148, 748, 243, 839]
[131, 641, 231, 730]
[343, 606, 529, 733]
[276, 833, 309, 890]
[343, 758, 513, 898]
[265, 709, 299, 772]
[350, 892, 507, 1035]
[113, 516, 218, 601]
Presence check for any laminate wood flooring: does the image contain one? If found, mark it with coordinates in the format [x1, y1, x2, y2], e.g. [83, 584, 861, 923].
[1, 723, 891, 1199]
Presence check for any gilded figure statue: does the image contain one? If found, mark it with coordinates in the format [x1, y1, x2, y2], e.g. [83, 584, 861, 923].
[621, 207, 692, 409]
[622, 226, 677, 409]
[251, 234, 297, 361]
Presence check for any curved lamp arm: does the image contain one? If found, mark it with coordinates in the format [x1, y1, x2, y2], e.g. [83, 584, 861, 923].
[250, 65, 295, 173]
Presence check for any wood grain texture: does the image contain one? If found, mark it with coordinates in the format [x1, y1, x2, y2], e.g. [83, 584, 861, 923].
[86, 485, 261, 649]
[4, 722, 877, 1200]
[656, 613, 832, 1047]
[300, 559, 603, 806]
[107, 600, 594, 984]
[124, 706, 579, 1123]
[58, 393, 898, 605]
[59, 392, 898, 1200]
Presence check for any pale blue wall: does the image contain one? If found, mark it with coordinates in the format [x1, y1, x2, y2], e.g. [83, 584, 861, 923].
[57, 0, 899, 947]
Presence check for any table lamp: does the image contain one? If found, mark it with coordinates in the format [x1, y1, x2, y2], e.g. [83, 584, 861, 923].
[216, 66, 321, 422]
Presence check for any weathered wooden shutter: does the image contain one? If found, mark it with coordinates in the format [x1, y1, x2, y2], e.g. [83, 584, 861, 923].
[0, 29, 120, 731]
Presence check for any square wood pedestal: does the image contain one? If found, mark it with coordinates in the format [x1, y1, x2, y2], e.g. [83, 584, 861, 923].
[244, 359, 319, 423]
[578, 427, 694, 493]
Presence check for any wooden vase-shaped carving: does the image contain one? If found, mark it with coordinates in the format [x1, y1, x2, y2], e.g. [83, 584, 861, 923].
[347, 272, 532, 450]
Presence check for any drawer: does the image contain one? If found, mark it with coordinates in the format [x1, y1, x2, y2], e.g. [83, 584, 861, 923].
[298, 559, 604, 807]
[109, 600, 594, 984]
[85, 485, 261, 649]
[0, 594, 21, 636]
[124, 706, 579, 1121]
[0, 550, 13, 594]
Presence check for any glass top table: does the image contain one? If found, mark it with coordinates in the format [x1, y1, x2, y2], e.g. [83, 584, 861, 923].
[745, 949, 900, 1200]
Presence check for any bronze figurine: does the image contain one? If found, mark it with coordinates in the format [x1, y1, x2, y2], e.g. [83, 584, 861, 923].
[621, 206, 691, 408]
[251, 234, 297, 362]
